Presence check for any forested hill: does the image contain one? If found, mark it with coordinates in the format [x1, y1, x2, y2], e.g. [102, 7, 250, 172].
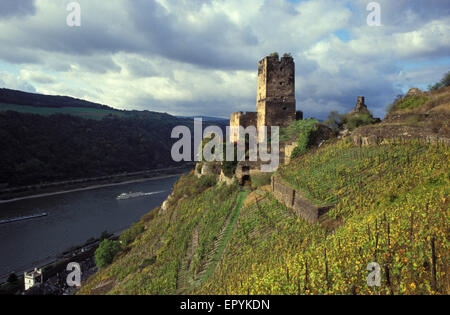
[0, 88, 114, 110]
[0, 89, 227, 188]
[0, 111, 182, 187]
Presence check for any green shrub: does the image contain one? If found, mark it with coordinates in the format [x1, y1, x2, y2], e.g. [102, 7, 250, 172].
[7, 273, 18, 284]
[280, 118, 318, 143]
[100, 230, 111, 241]
[428, 82, 443, 91]
[388, 95, 429, 113]
[323, 111, 341, 131]
[427, 71, 450, 90]
[95, 239, 121, 269]
[441, 71, 450, 87]
[289, 119, 320, 159]
[222, 160, 237, 178]
[340, 113, 376, 130]
[120, 222, 145, 246]
[222, 142, 238, 178]
[251, 173, 272, 189]
[198, 175, 217, 190]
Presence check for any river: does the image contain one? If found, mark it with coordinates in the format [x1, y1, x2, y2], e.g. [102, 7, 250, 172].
[0, 175, 180, 279]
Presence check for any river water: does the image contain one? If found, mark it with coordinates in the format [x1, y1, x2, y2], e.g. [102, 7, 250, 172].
[0, 175, 180, 278]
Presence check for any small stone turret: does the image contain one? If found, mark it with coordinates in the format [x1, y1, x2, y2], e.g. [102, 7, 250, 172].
[351, 96, 370, 115]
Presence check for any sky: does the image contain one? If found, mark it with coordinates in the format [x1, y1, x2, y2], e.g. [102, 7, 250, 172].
[0, 0, 449, 119]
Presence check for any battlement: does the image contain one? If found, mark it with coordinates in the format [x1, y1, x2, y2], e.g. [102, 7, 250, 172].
[257, 55, 295, 103]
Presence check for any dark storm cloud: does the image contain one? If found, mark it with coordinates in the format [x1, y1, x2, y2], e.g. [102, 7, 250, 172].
[0, 0, 258, 70]
[0, 0, 448, 119]
[351, 0, 450, 29]
[0, 0, 36, 18]
[0, 46, 40, 64]
[128, 0, 259, 70]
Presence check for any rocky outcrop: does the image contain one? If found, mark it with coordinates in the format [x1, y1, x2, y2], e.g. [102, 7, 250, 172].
[201, 162, 221, 176]
[218, 171, 235, 185]
[311, 124, 335, 146]
[282, 142, 297, 165]
[161, 192, 174, 212]
[406, 88, 422, 96]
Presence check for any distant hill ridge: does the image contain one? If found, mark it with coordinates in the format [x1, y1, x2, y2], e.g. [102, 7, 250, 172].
[0, 88, 115, 110]
[176, 116, 229, 122]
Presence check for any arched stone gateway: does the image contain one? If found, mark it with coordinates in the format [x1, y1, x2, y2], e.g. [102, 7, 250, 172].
[241, 175, 251, 186]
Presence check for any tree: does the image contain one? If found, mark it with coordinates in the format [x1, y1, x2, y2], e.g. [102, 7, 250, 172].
[428, 82, 443, 91]
[428, 71, 450, 91]
[440, 71, 450, 87]
[100, 230, 110, 241]
[7, 273, 18, 284]
[95, 239, 121, 268]
[120, 223, 144, 246]
[222, 142, 237, 178]
[326, 111, 341, 130]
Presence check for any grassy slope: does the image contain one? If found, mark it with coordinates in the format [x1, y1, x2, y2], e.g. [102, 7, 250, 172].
[198, 140, 449, 294]
[388, 87, 450, 114]
[80, 138, 448, 295]
[78, 175, 242, 294]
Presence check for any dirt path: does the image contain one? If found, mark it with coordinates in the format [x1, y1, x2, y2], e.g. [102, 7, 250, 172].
[176, 226, 199, 293]
[176, 191, 248, 293]
[193, 191, 248, 287]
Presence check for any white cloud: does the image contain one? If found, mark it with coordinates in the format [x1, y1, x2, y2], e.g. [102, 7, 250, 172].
[0, 0, 448, 119]
[0, 71, 36, 93]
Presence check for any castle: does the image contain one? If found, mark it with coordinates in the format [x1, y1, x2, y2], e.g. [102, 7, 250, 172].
[230, 53, 302, 142]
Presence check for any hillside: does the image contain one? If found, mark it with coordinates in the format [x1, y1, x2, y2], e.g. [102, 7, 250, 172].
[0, 88, 114, 109]
[0, 89, 229, 188]
[78, 139, 449, 295]
[0, 111, 184, 187]
[352, 86, 450, 146]
[0, 88, 125, 120]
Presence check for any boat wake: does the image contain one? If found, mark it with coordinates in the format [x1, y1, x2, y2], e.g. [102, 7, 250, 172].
[116, 191, 166, 200]
[0, 213, 48, 225]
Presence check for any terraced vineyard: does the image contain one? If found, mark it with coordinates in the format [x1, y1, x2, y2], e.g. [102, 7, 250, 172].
[80, 138, 448, 295]
[198, 140, 449, 294]
[78, 175, 242, 294]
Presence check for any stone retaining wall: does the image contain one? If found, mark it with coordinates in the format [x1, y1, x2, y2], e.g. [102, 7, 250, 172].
[352, 125, 450, 147]
[271, 176, 333, 223]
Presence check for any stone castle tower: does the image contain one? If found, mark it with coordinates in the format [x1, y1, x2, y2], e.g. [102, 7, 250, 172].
[230, 53, 302, 142]
[256, 54, 297, 130]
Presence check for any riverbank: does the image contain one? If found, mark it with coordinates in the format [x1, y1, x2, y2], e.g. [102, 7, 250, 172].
[0, 164, 193, 203]
[0, 230, 124, 295]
